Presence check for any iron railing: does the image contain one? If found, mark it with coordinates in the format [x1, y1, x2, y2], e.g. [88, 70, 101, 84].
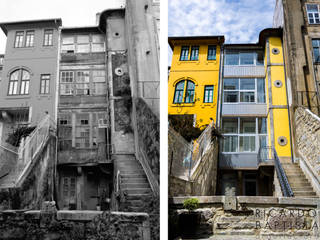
[259, 146, 293, 197]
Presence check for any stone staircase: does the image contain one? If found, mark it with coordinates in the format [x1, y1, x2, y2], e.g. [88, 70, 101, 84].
[116, 154, 152, 212]
[280, 157, 317, 198]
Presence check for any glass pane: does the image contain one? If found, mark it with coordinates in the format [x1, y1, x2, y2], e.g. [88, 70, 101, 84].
[190, 46, 199, 61]
[186, 81, 195, 90]
[224, 91, 238, 102]
[77, 44, 90, 53]
[240, 92, 255, 102]
[92, 70, 105, 82]
[257, 78, 265, 103]
[223, 136, 238, 152]
[225, 52, 239, 65]
[313, 40, 320, 47]
[258, 118, 267, 134]
[174, 90, 183, 103]
[307, 4, 318, 12]
[92, 34, 104, 43]
[92, 43, 105, 52]
[77, 35, 89, 43]
[62, 37, 74, 44]
[224, 78, 238, 90]
[240, 78, 255, 90]
[240, 52, 254, 65]
[259, 135, 268, 148]
[61, 45, 75, 52]
[10, 70, 19, 80]
[207, 45, 216, 60]
[222, 118, 238, 133]
[180, 46, 189, 61]
[22, 70, 30, 80]
[240, 118, 256, 133]
[256, 52, 264, 65]
[239, 136, 255, 152]
[176, 81, 185, 90]
[76, 71, 90, 83]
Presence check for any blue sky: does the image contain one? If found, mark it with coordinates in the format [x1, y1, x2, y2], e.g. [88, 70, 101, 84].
[168, 0, 276, 62]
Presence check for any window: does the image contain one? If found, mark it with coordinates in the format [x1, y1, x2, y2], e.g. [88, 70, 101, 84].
[20, 70, 30, 94]
[43, 29, 53, 46]
[180, 46, 189, 61]
[207, 45, 216, 60]
[25, 31, 34, 47]
[8, 69, 30, 95]
[225, 51, 264, 65]
[61, 34, 105, 53]
[76, 71, 90, 95]
[204, 85, 214, 103]
[222, 117, 268, 153]
[173, 81, 185, 103]
[185, 81, 195, 103]
[307, 4, 320, 24]
[91, 35, 105, 52]
[14, 31, 24, 48]
[40, 74, 50, 94]
[312, 39, 320, 63]
[223, 78, 265, 103]
[92, 70, 107, 95]
[60, 71, 74, 95]
[173, 79, 196, 104]
[8, 70, 19, 95]
[190, 46, 199, 61]
[76, 113, 90, 148]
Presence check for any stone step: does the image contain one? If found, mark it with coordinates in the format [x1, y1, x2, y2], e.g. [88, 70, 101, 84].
[119, 170, 145, 175]
[121, 177, 148, 184]
[292, 187, 314, 192]
[125, 194, 150, 200]
[122, 200, 144, 207]
[117, 163, 142, 169]
[287, 177, 309, 183]
[121, 173, 147, 178]
[121, 183, 150, 189]
[288, 182, 312, 188]
[294, 191, 317, 196]
[125, 188, 152, 195]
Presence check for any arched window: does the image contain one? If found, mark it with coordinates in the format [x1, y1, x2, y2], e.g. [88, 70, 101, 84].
[20, 70, 30, 94]
[8, 70, 19, 95]
[8, 69, 30, 95]
[185, 81, 195, 103]
[173, 79, 195, 104]
[173, 80, 185, 103]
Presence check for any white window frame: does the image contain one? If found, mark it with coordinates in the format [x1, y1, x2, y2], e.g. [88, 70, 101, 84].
[307, 4, 320, 24]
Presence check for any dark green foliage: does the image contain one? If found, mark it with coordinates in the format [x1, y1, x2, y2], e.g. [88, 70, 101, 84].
[6, 126, 36, 147]
[168, 115, 203, 142]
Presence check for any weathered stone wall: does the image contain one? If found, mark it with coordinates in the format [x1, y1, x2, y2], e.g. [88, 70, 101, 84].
[0, 208, 150, 240]
[168, 127, 219, 197]
[191, 138, 219, 196]
[135, 98, 159, 183]
[295, 107, 320, 195]
[169, 196, 320, 239]
[0, 136, 55, 210]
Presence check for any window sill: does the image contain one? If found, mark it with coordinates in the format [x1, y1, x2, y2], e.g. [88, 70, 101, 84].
[170, 103, 195, 107]
[178, 60, 200, 65]
[6, 95, 31, 99]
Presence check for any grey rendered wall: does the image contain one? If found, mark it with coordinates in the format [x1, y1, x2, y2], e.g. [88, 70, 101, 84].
[0, 22, 59, 124]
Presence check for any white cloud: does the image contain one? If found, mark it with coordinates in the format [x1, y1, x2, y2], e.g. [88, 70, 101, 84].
[168, 0, 276, 63]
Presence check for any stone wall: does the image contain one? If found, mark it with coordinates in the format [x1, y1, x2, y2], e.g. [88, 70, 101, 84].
[135, 98, 159, 183]
[169, 196, 320, 239]
[0, 136, 56, 210]
[0, 207, 150, 240]
[295, 107, 320, 194]
[168, 126, 219, 197]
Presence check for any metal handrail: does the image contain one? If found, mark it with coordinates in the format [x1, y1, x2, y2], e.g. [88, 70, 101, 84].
[273, 148, 294, 197]
[258, 146, 293, 197]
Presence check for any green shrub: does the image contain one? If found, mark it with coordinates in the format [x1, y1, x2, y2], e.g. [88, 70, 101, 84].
[183, 198, 199, 211]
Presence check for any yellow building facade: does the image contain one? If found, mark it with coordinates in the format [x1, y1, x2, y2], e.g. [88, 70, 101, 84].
[263, 33, 292, 157]
[168, 36, 225, 129]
